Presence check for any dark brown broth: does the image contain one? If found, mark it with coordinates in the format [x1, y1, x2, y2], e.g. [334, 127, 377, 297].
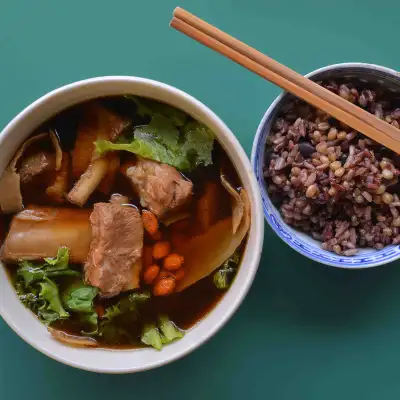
[3, 96, 245, 348]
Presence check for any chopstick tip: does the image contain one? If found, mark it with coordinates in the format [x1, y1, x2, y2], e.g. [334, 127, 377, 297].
[170, 17, 177, 28]
[173, 6, 182, 16]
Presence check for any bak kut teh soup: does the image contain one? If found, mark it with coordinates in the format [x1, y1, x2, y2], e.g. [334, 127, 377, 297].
[0, 96, 250, 349]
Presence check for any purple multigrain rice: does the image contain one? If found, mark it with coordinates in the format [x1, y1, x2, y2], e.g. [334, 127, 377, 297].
[264, 80, 400, 256]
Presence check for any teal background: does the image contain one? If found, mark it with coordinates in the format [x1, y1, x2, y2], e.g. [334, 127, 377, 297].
[1, 0, 399, 398]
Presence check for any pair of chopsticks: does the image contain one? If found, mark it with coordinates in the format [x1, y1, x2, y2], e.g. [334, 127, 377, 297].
[170, 8, 400, 153]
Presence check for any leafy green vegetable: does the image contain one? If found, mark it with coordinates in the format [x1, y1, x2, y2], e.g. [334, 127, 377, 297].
[79, 312, 99, 335]
[141, 324, 163, 350]
[39, 310, 61, 324]
[83, 312, 98, 327]
[44, 247, 69, 270]
[17, 275, 69, 325]
[127, 95, 187, 126]
[102, 292, 150, 323]
[17, 283, 60, 325]
[95, 114, 214, 172]
[213, 251, 241, 290]
[17, 262, 79, 285]
[179, 121, 214, 168]
[17, 261, 47, 285]
[61, 282, 99, 335]
[100, 324, 132, 344]
[141, 315, 184, 350]
[101, 304, 123, 323]
[98, 292, 150, 343]
[137, 115, 180, 145]
[16, 284, 45, 314]
[17, 247, 80, 286]
[62, 283, 98, 313]
[14, 247, 80, 325]
[14, 244, 185, 347]
[39, 278, 69, 320]
[159, 315, 184, 343]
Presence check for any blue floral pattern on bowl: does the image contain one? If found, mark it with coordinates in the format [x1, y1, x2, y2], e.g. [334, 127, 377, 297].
[251, 63, 400, 268]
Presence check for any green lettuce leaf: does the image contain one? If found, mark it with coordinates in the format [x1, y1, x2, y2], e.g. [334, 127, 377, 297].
[15, 247, 79, 325]
[179, 121, 214, 169]
[101, 304, 122, 323]
[16, 284, 46, 315]
[39, 309, 60, 324]
[39, 277, 69, 322]
[17, 247, 79, 286]
[44, 247, 69, 270]
[159, 315, 184, 344]
[102, 292, 150, 323]
[99, 292, 150, 343]
[100, 324, 132, 344]
[141, 324, 163, 350]
[140, 315, 184, 350]
[83, 312, 98, 327]
[17, 262, 79, 285]
[127, 95, 187, 126]
[213, 251, 241, 290]
[95, 118, 214, 172]
[17, 261, 46, 285]
[61, 281, 99, 335]
[17, 282, 59, 325]
[62, 283, 98, 313]
[79, 312, 99, 335]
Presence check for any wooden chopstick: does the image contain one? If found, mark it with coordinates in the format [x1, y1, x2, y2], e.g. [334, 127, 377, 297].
[173, 8, 400, 142]
[170, 10, 400, 154]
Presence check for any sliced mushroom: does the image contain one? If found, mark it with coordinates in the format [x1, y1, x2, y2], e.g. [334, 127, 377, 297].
[50, 130, 63, 171]
[19, 152, 56, 184]
[0, 132, 55, 214]
[0, 170, 23, 214]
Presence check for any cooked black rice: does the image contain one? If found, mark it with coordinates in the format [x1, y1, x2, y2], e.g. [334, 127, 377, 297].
[264, 80, 400, 255]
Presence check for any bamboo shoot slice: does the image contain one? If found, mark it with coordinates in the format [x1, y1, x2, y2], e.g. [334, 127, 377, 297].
[175, 189, 250, 292]
[221, 173, 244, 234]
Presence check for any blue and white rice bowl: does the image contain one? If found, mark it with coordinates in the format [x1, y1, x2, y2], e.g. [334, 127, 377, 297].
[252, 63, 400, 268]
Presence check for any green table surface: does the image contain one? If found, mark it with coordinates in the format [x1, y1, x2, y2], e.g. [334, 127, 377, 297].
[1, 0, 400, 398]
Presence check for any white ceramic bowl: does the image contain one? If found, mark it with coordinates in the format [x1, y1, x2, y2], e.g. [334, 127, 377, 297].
[252, 63, 400, 268]
[0, 76, 264, 373]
